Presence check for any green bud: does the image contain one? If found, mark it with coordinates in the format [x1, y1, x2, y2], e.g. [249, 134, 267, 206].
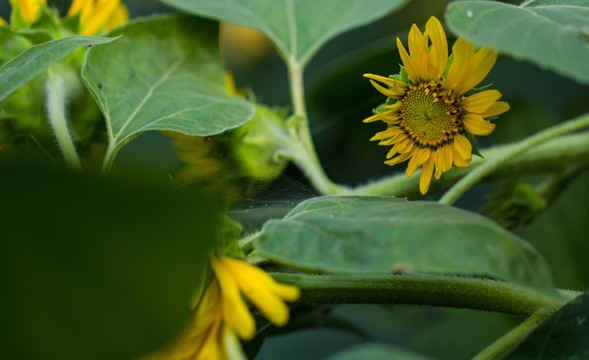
[484, 181, 546, 230]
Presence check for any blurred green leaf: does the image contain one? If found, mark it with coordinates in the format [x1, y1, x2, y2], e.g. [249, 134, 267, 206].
[0, 35, 115, 102]
[0, 166, 219, 360]
[504, 292, 589, 359]
[255, 196, 555, 291]
[324, 344, 433, 360]
[82, 15, 254, 154]
[160, 0, 409, 66]
[445, 0, 589, 85]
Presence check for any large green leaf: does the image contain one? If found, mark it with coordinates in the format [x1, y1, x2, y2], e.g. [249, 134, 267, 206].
[0, 35, 115, 102]
[160, 0, 409, 66]
[82, 15, 254, 155]
[504, 292, 589, 359]
[445, 0, 589, 85]
[255, 196, 554, 291]
[0, 166, 218, 360]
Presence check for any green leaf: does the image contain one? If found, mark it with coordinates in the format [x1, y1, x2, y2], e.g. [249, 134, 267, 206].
[160, 0, 409, 66]
[445, 0, 589, 85]
[504, 292, 589, 359]
[0, 166, 219, 360]
[324, 344, 434, 360]
[255, 196, 555, 291]
[81, 15, 254, 159]
[0, 35, 115, 102]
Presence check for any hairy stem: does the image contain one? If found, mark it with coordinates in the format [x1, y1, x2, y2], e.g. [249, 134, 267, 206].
[351, 130, 589, 198]
[439, 113, 589, 205]
[286, 61, 348, 195]
[272, 273, 576, 317]
[45, 68, 82, 171]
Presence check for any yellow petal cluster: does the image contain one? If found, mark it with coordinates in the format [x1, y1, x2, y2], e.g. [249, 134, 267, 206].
[67, 0, 129, 35]
[148, 255, 300, 360]
[364, 16, 510, 194]
[9, 0, 46, 23]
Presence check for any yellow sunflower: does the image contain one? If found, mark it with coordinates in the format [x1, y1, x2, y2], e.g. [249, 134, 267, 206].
[364, 16, 509, 194]
[5, 0, 128, 35]
[147, 255, 300, 360]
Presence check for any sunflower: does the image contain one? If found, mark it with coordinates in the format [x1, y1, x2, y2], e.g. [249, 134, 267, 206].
[146, 255, 300, 360]
[364, 16, 509, 194]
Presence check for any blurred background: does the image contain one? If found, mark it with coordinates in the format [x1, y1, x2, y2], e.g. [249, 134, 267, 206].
[3, 0, 589, 359]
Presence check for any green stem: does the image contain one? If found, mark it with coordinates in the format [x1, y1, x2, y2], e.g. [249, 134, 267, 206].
[238, 230, 263, 255]
[272, 273, 576, 317]
[286, 61, 348, 195]
[350, 130, 589, 198]
[101, 143, 117, 174]
[45, 68, 82, 171]
[473, 309, 552, 360]
[439, 113, 589, 205]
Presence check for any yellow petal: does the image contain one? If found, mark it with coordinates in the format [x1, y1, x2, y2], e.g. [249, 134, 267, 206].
[408, 23, 428, 79]
[461, 90, 502, 114]
[479, 101, 510, 118]
[459, 47, 498, 94]
[210, 257, 256, 340]
[442, 144, 454, 172]
[363, 74, 408, 92]
[419, 157, 435, 194]
[370, 127, 401, 141]
[369, 79, 404, 98]
[81, 0, 120, 35]
[425, 16, 448, 77]
[452, 134, 472, 167]
[462, 114, 496, 136]
[219, 256, 300, 327]
[433, 149, 443, 180]
[445, 37, 474, 93]
[397, 37, 418, 83]
[406, 147, 430, 177]
[0, 17, 6, 26]
[363, 114, 381, 123]
[385, 137, 409, 158]
[104, 3, 129, 31]
[384, 151, 413, 167]
[67, 0, 90, 16]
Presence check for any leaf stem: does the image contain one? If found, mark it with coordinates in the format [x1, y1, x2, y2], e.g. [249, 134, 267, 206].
[472, 309, 553, 360]
[45, 68, 82, 171]
[439, 113, 589, 205]
[286, 61, 349, 195]
[272, 273, 577, 317]
[101, 143, 117, 174]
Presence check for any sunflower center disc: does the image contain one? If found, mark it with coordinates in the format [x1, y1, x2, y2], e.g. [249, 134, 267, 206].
[399, 87, 458, 147]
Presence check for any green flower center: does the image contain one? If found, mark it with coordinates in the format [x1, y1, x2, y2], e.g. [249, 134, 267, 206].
[398, 82, 463, 148]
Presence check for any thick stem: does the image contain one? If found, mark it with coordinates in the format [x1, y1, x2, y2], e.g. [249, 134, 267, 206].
[473, 309, 552, 360]
[272, 273, 576, 317]
[350, 130, 589, 198]
[101, 143, 117, 174]
[439, 113, 589, 205]
[45, 69, 82, 171]
[286, 61, 348, 195]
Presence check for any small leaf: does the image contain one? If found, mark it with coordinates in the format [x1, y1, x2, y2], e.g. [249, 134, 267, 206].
[504, 292, 589, 359]
[445, 0, 589, 84]
[82, 15, 254, 154]
[325, 344, 434, 360]
[160, 0, 409, 66]
[255, 196, 555, 291]
[0, 165, 219, 360]
[0, 35, 115, 102]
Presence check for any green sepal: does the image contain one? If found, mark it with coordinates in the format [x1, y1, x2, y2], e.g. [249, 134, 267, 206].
[14, 5, 62, 44]
[484, 181, 546, 230]
[464, 131, 483, 158]
[464, 82, 494, 97]
[216, 214, 244, 259]
[231, 103, 290, 181]
[395, 65, 410, 84]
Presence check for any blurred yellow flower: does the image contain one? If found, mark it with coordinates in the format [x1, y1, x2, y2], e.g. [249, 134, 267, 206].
[148, 255, 300, 360]
[9, 0, 46, 23]
[5, 0, 128, 35]
[364, 16, 509, 194]
[67, 0, 129, 35]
